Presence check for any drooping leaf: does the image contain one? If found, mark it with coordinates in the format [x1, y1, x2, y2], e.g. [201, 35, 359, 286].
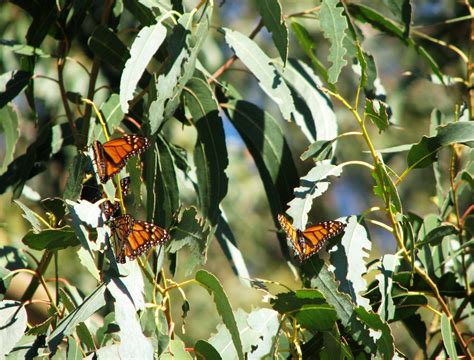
[320, 0, 349, 83]
[255, 0, 288, 65]
[184, 75, 228, 226]
[120, 19, 167, 112]
[286, 162, 343, 229]
[440, 314, 457, 360]
[148, 9, 211, 133]
[22, 227, 79, 251]
[0, 300, 27, 358]
[0, 105, 20, 176]
[280, 59, 338, 143]
[223, 28, 296, 120]
[145, 135, 180, 229]
[195, 270, 244, 360]
[407, 122, 474, 169]
[272, 290, 336, 332]
[330, 216, 371, 310]
[355, 307, 394, 360]
[48, 284, 106, 351]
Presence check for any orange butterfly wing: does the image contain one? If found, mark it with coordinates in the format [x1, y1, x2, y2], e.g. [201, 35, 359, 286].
[93, 135, 150, 183]
[278, 214, 346, 262]
[112, 214, 170, 263]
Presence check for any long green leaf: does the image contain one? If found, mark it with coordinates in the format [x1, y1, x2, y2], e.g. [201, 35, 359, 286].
[330, 216, 371, 310]
[223, 28, 296, 120]
[320, 0, 348, 83]
[184, 75, 228, 226]
[195, 270, 244, 360]
[120, 20, 167, 112]
[440, 314, 457, 360]
[255, 0, 288, 65]
[145, 135, 180, 228]
[48, 284, 106, 351]
[0, 105, 19, 176]
[281, 59, 337, 143]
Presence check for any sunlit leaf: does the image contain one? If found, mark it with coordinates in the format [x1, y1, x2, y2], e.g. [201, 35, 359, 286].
[281, 59, 338, 143]
[196, 270, 244, 360]
[320, 0, 348, 83]
[120, 19, 167, 112]
[330, 216, 371, 310]
[286, 162, 343, 229]
[223, 28, 296, 120]
[0, 300, 27, 358]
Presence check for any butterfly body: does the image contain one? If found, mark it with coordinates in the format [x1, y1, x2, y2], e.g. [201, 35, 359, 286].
[93, 135, 150, 183]
[111, 214, 170, 263]
[278, 214, 346, 262]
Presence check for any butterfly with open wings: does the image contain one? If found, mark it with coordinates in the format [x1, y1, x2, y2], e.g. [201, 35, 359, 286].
[278, 214, 346, 262]
[93, 135, 150, 183]
[110, 214, 170, 264]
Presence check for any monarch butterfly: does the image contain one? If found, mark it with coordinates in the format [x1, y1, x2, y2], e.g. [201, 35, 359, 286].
[93, 135, 150, 183]
[110, 214, 170, 263]
[278, 214, 346, 262]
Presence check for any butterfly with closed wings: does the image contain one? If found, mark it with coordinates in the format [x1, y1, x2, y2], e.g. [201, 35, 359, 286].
[93, 135, 150, 183]
[278, 214, 346, 262]
[110, 214, 170, 264]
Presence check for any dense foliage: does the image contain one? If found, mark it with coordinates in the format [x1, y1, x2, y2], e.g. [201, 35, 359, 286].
[0, 0, 473, 358]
